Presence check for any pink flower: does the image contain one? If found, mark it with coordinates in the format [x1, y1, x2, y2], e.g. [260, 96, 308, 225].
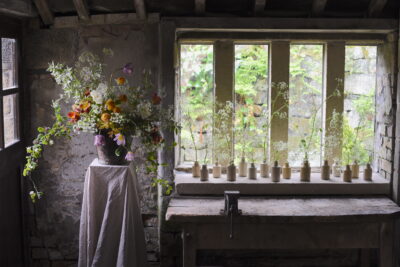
[94, 135, 106, 146]
[122, 63, 133, 75]
[113, 133, 126, 146]
[125, 151, 135, 161]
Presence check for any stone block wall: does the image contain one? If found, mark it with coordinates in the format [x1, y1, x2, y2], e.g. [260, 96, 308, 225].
[375, 34, 398, 180]
[23, 22, 161, 267]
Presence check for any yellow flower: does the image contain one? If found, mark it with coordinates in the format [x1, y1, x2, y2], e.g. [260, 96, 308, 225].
[105, 99, 115, 111]
[115, 77, 126, 85]
[101, 113, 111, 122]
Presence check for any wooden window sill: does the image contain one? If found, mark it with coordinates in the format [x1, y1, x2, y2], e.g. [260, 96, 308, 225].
[174, 171, 390, 196]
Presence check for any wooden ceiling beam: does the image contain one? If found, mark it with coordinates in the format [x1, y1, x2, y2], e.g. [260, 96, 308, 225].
[254, 0, 267, 15]
[368, 0, 388, 18]
[134, 0, 146, 20]
[312, 0, 328, 17]
[195, 0, 206, 15]
[73, 0, 90, 21]
[32, 0, 54, 25]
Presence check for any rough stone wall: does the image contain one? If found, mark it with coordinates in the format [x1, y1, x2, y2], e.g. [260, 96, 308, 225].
[23, 22, 160, 267]
[375, 33, 398, 180]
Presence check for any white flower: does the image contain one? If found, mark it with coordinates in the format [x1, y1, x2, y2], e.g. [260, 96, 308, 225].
[137, 102, 152, 119]
[91, 90, 103, 104]
[96, 83, 107, 94]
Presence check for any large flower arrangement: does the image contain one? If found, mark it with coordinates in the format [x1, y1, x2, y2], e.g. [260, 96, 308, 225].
[24, 49, 178, 202]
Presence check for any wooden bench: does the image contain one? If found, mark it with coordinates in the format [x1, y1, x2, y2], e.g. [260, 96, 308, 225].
[166, 196, 400, 267]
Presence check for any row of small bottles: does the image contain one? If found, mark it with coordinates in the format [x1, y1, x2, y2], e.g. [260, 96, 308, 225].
[192, 158, 373, 182]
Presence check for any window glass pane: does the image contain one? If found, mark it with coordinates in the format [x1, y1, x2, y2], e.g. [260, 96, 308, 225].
[234, 44, 269, 163]
[3, 93, 19, 147]
[2, 38, 18, 90]
[288, 44, 323, 166]
[343, 46, 376, 165]
[180, 44, 213, 164]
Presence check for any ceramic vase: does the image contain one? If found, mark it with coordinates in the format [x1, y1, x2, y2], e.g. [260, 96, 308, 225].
[321, 160, 330, 180]
[300, 160, 311, 182]
[364, 163, 372, 181]
[271, 161, 281, 182]
[227, 162, 236, 182]
[351, 161, 359, 178]
[282, 162, 291, 179]
[212, 162, 221, 178]
[260, 162, 269, 178]
[200, 164, 209, 181]
[332, 160, 341, 177]
[248, 163, 257, 180]
[96, 133, 127, 165]
[192, 161, 201, 177]
[239, 157, 247, 177]
[343, 165, 352, 183]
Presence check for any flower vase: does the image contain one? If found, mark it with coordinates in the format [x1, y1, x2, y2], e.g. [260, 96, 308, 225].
[260, 162, 269, 178]
[332, 161, 341, 177]
[200, 164, 209, 181]
[192, 161, 201, 178]
[212, 162, 221, 178]
[343, 165, 352, 182]
[300, 160, 311, 182]
[321, 160, 330, 180]
[364, 163, 372, 181]
[248, 163, 257, 180]
[351, 161, 359, 178]
[271, 161, 281, 182]
[227, 163, 236, 182]
[239, 157, 247, 177]
[282, 162, 291, 179]
[96, 134, 127, 165]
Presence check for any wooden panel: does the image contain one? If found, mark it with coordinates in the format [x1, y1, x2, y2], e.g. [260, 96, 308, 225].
[324, 42, 345, 164]
[192, 222, 380, 250]
[379, 221, 395, 267]
[270, 41, 289, 163]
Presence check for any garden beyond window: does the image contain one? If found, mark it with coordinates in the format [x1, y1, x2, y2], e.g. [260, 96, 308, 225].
[178, 42, 377, 172]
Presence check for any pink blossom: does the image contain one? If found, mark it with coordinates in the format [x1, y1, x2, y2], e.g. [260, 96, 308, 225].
[125, 151, 135, 161]
[122, 63, 133, 75]
[94, 135, 106, 146]
[113, 133, 126, 146]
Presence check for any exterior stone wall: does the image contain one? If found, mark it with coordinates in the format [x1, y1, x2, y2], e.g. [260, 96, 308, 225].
[23, 22, 161, 267]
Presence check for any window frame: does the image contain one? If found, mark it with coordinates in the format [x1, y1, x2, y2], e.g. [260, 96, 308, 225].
[176, 37, 382, 169]
[0, 24, 22, 151]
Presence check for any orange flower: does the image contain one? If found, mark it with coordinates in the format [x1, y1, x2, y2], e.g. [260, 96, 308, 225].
[68, 111, 80, 122]
[72, 104, 81, 112]
[80, 101, 91, 113]
[115, 77, 126, 85]
[119, 94, 127, 102]
[101, 113, 111, 122]
[113, 107, 121, 113]
[106, 99, 116, 111]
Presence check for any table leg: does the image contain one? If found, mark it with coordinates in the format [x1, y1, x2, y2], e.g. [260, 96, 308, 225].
[380, 221, 394, 267]
[183, 225, 197, 267]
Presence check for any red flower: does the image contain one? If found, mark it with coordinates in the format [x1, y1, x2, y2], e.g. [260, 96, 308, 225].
[150, 128, 163, 144]
[151, 93, 161, 105]
[68, 111, 80, 122]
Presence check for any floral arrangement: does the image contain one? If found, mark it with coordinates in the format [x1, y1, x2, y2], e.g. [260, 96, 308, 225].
[24, 49, 178, 202]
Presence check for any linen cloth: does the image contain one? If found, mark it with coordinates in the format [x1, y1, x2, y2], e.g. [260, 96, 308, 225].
[78, 158, 148, 267]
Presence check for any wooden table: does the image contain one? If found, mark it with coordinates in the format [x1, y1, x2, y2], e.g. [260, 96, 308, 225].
[166, 197, 400, 267]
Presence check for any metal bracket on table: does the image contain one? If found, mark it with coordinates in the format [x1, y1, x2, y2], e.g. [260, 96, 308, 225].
[220, 191, 242, 239]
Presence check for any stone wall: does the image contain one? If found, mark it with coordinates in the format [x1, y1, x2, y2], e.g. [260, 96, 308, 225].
[23, 22, 161, 267]
[375, 33, 398, 180]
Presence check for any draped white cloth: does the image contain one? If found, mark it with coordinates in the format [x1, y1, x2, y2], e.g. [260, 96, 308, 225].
[78, 159, 148, 267]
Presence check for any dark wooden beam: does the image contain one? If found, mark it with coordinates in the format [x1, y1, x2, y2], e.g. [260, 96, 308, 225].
[195, 0, 205, 15]
[368, 0, 388, 18]
[72, 0, 90, 21]
[32, 0, 53, 25]
[134, 0, 146, 20]
[312, 0, 328, 17]
[254, 0, 267, 15]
